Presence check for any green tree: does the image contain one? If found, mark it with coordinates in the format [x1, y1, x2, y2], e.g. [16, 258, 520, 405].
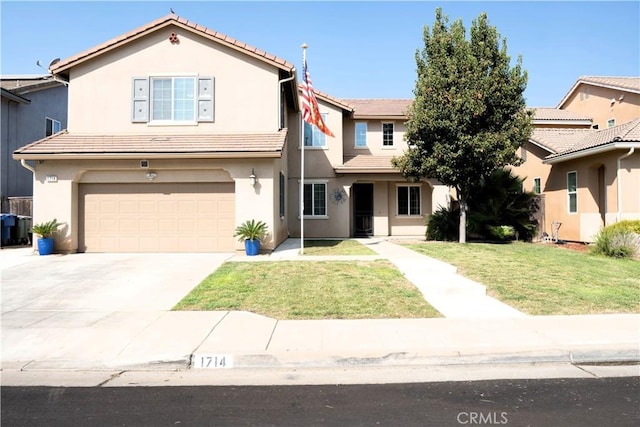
[392, 8, 533, 243]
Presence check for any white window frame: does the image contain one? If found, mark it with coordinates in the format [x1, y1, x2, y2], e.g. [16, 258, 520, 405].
[354, 122, 368, 148]
[567, 171, 578, 214]
[45, 117, 61, 136]
[301, 180, 328, 219]
[382, 122, 395, 147]
[150, 75, 197, 124]
[607, 118, 616, 128]
[303, 114, 328, 149]
[396, 184, 422, 217]
[533, 177, 541, 194]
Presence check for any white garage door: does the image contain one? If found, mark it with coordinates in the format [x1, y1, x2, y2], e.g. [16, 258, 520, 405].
[79, 182, 235, 252]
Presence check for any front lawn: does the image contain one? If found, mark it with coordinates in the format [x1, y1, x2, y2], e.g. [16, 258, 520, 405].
[301, 239, 376, 256]
[404, 242, 640, 315]
[174, 260, 440, 319]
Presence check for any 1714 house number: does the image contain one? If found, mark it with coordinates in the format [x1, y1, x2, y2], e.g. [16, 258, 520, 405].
[193, 354, 233, 369]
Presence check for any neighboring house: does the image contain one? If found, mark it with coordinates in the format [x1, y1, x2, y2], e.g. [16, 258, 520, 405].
[1, 75, 68, 211]
[12, 14, 449, 254]
[557, 76, 640, 130]
[512, 77, 640, 242]
[533, 119, 639, 242]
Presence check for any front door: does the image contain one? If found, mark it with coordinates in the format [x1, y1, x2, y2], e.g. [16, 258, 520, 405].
[353, 183, 374, 237]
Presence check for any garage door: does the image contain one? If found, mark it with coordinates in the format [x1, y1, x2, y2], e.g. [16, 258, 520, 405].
[79, 183, 235, 252]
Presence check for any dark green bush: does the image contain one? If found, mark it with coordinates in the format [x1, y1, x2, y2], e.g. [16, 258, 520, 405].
[426, 205, 459, 241]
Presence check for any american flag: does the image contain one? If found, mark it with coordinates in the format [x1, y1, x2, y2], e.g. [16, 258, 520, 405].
[301, 59, 334, 137]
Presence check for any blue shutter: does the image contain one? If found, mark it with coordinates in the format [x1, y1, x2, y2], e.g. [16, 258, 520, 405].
[197, 77, 214, 122]
[132, 77, 149, 122]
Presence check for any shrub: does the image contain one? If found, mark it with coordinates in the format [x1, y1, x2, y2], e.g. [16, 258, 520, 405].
[426, 206, 459, 241]
[592, 222, 640, 259]
[488, 225, 516, 241]
[605, 220, 640, 235]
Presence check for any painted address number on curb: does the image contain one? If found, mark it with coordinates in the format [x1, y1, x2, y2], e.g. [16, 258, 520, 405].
[193, 354, 234, 369]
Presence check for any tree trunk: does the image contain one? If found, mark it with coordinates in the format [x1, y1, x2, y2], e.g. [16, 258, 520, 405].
[458, 196, 467, 244]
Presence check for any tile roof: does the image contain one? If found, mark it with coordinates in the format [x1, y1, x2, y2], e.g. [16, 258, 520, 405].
[578, 76, 640, 92]
[0, 75, 64, 94]
[298, 85, 353, 111]
[50, 14, 294, 75]
[530, 107, 592, 122]
[13, 129, 288, 159]
[535, 119, 640, 162]
[342, 99, 411, 118]
[530, 128, 594, 153]
[334, 155, 398, 173]
[557, 76, 640, 108]
[550, 118, 640, 157]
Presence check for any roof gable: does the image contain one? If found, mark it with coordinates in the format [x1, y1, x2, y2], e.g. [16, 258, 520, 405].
[50, 14, 294, 76]
[557, 76, 640, 108]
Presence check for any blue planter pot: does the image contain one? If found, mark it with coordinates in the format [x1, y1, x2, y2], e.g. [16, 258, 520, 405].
[37, 237, 54, 256]
[244, 239, 260, 256]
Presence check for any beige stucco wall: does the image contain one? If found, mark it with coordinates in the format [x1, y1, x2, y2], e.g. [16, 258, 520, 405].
[562, 84, 640, 129]
[30, 158, 283, 253]
[342, 119, 409, 157]
[543, 150, 639, 242]
[67, 24, 282, 133]
[510, 142, 553, 194]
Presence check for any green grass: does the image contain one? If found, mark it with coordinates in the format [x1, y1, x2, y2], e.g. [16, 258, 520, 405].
[301, 240, 376, 256]
[404, 242, 640, 315]
[174, 260, 440, 319]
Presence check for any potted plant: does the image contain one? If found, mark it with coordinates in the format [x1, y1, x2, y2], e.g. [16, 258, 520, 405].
[31, 219, 61, 256]
[234, 219, 268, 256]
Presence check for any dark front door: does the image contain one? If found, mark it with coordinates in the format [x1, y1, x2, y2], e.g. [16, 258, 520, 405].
[353, 183, 374, 237]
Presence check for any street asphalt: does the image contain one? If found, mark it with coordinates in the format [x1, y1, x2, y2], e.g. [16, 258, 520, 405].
[1, 238, 639, 387]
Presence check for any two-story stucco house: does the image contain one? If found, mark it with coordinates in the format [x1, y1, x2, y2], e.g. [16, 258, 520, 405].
[12, 14, 449, 254]
[1, 75, 68, 212]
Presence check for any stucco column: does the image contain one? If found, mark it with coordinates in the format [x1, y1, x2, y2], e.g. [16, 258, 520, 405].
[373, 181, 389, 236]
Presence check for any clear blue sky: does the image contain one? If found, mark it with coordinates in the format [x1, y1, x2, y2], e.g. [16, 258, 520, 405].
[1, 1, 639, 107]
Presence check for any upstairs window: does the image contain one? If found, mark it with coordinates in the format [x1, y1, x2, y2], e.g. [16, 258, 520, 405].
[132, 76, 214, 123]
[303, 114, 327, 147]
[152, 77, 195, 121]
[355, 122, 367, 148]
[382, 122, 394, 146]
[607, 118, 616, 128]
[45, 117, 61, 136]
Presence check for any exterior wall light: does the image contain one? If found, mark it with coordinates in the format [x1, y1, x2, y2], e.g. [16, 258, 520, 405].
[146, 171, 158, 180]
[250, 168, 257, 187]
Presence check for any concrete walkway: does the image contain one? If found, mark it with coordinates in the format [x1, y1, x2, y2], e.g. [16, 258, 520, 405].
[235, 237, 526, 318]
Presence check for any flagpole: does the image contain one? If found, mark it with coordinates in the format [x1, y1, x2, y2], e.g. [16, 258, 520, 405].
[300, 43, 307, 255]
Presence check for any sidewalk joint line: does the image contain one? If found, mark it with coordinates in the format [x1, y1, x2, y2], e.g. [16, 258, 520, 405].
[97, 370, 126, 387]
[190, 311, 231, 354]
[264, 319, 279, 351]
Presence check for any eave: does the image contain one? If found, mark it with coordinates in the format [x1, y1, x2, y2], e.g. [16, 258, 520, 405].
[13, 151, 283, 161]
[543, 142, 640, 164]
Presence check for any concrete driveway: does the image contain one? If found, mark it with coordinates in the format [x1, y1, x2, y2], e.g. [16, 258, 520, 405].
[1, 248, 232, 367]
[1, 249, 231, 312]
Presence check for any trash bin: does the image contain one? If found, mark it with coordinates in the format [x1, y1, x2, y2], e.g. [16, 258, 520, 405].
[16, 216, 32, 245]
[1, 213, 17, 246]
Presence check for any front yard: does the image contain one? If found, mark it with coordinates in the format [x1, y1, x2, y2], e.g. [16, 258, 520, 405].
[404, 241, 640, 315]
[174, 260, 441, 319]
